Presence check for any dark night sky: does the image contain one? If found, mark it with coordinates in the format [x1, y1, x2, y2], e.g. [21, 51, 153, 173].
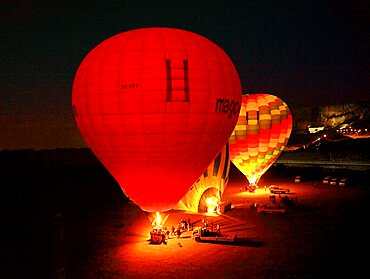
[1, 0, 369, 150]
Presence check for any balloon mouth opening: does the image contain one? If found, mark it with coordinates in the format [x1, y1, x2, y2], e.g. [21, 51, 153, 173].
[244, 176, 259, 193]
[248, 177, 257, 186]
[206, 196, 219, 213]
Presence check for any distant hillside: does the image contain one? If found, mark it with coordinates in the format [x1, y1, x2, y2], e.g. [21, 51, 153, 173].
[290, 101, 370, 134]
[1, 101, 368, 171]
[0, 148, 100, 176]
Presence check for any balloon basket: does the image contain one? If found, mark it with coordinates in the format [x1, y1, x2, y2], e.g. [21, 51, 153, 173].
[246, 184, 257, 193]
[149, 227, 168, 245]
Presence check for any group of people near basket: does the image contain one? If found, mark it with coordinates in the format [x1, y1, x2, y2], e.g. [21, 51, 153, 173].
[168, 218, 192, 238]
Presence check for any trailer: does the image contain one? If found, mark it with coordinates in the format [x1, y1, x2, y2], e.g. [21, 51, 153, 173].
[269, 185, 290, 194]
[192, 227, 236, 243]
[322, 176, 332, 185]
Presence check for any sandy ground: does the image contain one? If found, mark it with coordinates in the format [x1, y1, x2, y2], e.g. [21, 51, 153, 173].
[2, 165, 369, 278]
[45, 168, 370, 279]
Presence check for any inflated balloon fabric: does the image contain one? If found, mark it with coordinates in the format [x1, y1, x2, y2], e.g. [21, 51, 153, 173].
[229, 94, 292, 185]
[175, 143, 230, 212]
[72, 28, 241, 212]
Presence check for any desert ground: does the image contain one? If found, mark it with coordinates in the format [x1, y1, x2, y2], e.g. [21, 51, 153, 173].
[2, 164, 370, 278]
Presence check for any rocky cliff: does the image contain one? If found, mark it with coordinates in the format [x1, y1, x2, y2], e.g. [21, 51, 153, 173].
[290, 101, 370, 133]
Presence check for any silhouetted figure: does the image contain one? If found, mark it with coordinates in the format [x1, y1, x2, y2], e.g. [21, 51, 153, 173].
[216, 224, 220, 235]
[176, 228, 181, 238]
[171, 225, 175, 236]
[162, 232, 167, 244]
[165, 228, 170, 239]
[183, 219, 187, 230]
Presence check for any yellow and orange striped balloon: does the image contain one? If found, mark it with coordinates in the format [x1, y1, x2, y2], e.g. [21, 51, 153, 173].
[175, 143, 230, 212]
[229, 94, 292, 186]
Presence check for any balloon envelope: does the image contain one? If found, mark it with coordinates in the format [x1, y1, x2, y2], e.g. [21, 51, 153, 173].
[72, 28, 242, 212]
[229, 94, 292, 185]
[175, 143, 230, 212]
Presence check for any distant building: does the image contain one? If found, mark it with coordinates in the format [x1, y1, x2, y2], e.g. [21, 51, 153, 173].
[307, 125, 324, 133]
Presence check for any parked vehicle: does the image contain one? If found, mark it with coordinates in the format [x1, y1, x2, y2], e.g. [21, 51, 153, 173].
[322, 176, 332, 185]
[329, 177, 339, 186]
[192, 227, 236, 243]
[339, 178, 349, 187]
[269, 185, 290, 194]
[294, 175, 303, 183]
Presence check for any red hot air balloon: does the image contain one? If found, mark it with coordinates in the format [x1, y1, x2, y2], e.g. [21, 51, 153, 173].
[72, 28, 242, 215]
[229, 94, 292, 188]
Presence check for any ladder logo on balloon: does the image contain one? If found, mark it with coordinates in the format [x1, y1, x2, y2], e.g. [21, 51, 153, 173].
[165, 59, 189, 102]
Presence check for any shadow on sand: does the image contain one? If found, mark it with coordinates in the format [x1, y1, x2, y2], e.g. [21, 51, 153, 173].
[196, 237, 263, 247]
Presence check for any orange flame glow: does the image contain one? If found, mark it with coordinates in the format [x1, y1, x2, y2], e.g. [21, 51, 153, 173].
[206, 196, 219, 213]
[147, 211, 170, 229]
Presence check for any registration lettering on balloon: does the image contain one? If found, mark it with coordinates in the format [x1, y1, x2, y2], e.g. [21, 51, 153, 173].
[120, 83, 139, 90]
